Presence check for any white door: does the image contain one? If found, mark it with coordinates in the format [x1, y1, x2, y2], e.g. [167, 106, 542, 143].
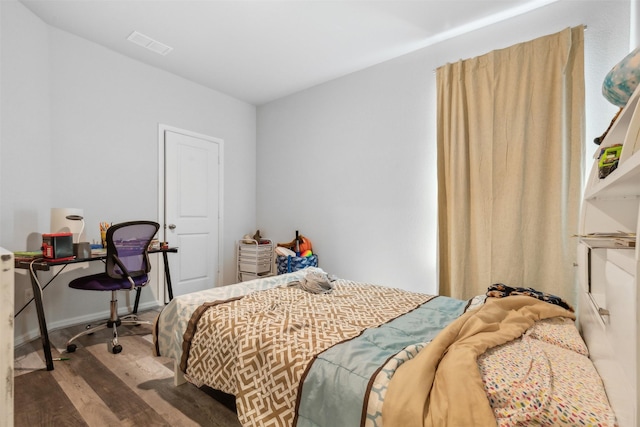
[162, 127, 222, 297]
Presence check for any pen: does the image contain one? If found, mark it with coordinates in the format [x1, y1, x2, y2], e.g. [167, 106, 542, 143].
[52, 357, 70, 361]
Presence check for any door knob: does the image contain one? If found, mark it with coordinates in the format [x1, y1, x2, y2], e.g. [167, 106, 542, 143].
[168, 224, 177, 230]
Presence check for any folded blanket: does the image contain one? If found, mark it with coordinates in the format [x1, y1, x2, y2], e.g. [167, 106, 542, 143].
[286, 270, 336, 294]
[382, 296, 575, 427]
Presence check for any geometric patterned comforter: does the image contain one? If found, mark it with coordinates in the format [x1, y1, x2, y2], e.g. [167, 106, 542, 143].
[296, 295, 467, 427]
[179, 279, 439, 426]
[155, 268, 329, 364]
[154, 268, 468, 427]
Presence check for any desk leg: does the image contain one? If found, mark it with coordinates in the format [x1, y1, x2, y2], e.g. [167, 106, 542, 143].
[133, 288, 141, 314]
[162, 252, 174, 301]
[134, 251, 174, 312]
[30, 271, 54, 371]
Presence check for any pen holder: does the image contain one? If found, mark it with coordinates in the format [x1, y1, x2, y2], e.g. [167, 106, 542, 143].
[73, 242, 91, 259]
[99, 222, 110, 248]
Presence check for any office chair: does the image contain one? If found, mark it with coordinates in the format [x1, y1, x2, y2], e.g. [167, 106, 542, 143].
[65, 220, 160, 354]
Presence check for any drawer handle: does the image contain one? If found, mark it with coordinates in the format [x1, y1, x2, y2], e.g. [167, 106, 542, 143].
[598, 307, 610, 316]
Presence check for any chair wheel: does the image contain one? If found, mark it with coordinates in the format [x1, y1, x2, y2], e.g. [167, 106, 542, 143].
[112, 344, 122, 354]
[67, 344, 77, 353]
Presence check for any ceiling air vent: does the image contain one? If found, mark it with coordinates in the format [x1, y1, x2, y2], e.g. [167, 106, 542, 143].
[127, 31, 173, 56]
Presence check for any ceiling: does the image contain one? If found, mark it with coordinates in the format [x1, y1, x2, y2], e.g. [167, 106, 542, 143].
[20, 0, 556, 105]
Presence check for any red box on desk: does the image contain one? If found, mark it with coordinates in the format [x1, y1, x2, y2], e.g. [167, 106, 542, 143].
[42, 232, 74, 261]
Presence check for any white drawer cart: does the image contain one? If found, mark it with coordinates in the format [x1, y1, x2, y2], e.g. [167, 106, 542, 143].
[578, 85, 640, 427]
[236, 239, 274, 282]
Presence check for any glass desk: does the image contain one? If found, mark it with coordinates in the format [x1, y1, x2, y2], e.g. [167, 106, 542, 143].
[15, 247, 178, 371]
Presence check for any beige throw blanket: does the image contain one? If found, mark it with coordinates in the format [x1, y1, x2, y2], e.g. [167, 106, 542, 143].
[382, 296, 575, 427]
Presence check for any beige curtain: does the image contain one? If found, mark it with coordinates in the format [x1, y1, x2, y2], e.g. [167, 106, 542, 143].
[437, 26, 584, 304]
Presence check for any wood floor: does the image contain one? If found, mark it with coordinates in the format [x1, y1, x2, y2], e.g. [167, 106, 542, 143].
[13, 308, 242, 427]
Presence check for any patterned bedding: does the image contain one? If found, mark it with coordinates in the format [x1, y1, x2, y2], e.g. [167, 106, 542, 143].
[180, 279, 463, 426]
[154, 268, 325, 363]
[153, 269, 616, 427]
[295, 295, 466, 427]
[480, 317, 616, 426]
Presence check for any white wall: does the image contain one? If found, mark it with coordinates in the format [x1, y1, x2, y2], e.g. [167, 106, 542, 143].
[256, 0, 631, 294]
[1, 0, 257, 343]
[47, 26, 257, 287]
[1, 0, 52, 253]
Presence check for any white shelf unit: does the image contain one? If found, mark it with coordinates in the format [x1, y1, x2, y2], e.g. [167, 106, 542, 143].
[1, 248, 14, 427]
[236, 239, 274, 282]
[578, 85, 640, 427]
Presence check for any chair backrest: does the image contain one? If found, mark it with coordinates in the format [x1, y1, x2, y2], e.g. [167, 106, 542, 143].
[105, 221, 160, 280]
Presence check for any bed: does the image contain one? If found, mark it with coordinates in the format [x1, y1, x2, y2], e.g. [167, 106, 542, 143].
[153, 267, 620, 426]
